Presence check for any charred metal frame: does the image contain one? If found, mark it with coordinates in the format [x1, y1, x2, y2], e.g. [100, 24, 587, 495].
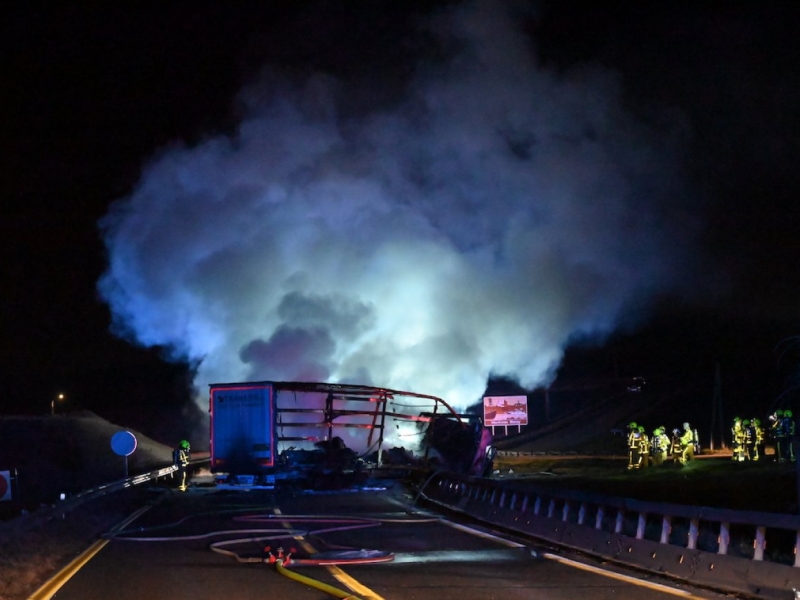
[267, 381, 466, 458]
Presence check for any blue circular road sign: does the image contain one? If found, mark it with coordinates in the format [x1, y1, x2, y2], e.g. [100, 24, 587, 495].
[110, 430, 138, 457]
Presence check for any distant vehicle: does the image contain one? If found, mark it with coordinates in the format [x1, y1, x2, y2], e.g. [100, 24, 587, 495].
[209, 381, 491, 489]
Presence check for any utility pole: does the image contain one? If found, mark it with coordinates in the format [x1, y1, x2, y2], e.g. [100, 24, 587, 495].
[544, 388, 550, 422]
[710, 363, 725, 451]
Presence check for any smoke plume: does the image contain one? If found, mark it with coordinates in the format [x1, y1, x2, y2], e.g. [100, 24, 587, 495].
[99, 2, 690, 410]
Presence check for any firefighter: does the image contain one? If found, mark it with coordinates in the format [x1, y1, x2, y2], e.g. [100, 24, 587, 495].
[670, 428, 682, 464]
[783, 410, 796, 463]
[173, 439, 191, 491]
[731, 417, 744, 461]
[626, 422, 639, 470]
[637, 425, 650, 468]
[627, 423, 642, 470]
[678, 422, 694, 465]
[651, 427, 669, 466]
[771, 410, 787, 463]
[742, 419, 754, 461]
[752, 418, 765, 461]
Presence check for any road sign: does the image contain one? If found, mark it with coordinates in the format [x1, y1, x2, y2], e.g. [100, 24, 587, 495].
[0, 470, 11, 501]
[483, 395, 529, 427]
[110, 431, 137, 456]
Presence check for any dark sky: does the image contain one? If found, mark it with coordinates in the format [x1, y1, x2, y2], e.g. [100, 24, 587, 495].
[4, 1, 800, 442]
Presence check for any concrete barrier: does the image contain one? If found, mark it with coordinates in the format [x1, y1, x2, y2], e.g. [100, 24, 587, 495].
[419, 472, 800, 600]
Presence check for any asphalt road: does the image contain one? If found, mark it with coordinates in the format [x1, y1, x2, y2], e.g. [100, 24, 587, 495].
[38, 481, 730, 600]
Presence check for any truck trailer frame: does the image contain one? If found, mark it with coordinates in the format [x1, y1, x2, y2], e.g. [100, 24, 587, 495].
[209, 380, 484, 488]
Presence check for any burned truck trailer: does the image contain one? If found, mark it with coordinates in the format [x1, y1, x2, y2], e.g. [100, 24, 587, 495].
[209, 383, 276, 473]
[209, 381, 493, 486]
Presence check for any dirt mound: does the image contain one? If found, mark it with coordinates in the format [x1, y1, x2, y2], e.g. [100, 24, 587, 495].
[0, 411, 173, 515]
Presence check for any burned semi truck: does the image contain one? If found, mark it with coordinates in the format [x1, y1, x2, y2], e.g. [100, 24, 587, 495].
[209, 381, 493, 488]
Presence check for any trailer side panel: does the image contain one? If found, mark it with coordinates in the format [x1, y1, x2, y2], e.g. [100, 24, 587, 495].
[210, 383, 274, 472]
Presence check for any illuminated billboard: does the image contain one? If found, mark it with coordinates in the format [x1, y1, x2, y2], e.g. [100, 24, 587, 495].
[483, 395, 528, 427]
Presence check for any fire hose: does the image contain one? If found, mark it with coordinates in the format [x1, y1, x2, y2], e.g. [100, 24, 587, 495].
[108, 511, 438, 599]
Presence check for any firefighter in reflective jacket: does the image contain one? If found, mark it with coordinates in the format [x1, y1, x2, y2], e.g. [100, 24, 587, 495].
[752, 418, 765, 461]
[637, 426, 650, 468]
[173, 439, 191, 491]
[651, 427, 670, 466]
[742, 419, 754, 461]
[732, 417, 745, 461]
[627, 422, 639, 470]
[678, 422, 694, 465]
[627, 423, 643, 470]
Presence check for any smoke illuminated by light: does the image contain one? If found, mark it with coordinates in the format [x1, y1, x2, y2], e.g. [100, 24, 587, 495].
[98, 2, 690, 410]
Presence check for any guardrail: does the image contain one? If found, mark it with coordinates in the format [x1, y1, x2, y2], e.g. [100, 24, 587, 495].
[418, 471, 800, 600]
[43, 456, 208, 519]
[47, 464, 180, 518]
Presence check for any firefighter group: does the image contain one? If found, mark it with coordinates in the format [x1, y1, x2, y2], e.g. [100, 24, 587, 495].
[731, 410, 795, 463]
[627, 409, 796, 470]
[626, 421, 699, 469]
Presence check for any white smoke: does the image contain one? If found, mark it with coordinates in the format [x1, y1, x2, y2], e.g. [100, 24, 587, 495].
[99, 1, 689, 411]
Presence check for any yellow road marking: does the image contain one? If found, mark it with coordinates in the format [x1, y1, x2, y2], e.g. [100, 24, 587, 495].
[327, 565, 383, 600]
[274, 508, 385, 600]
[542, 552, 708, 599]
[28, 504, 152, 600]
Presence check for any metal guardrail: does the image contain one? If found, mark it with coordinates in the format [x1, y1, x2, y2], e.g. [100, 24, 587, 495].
[419, 471, 800, 600]
[44, 457, 209, 519]
[47, 464, 180, 517]
[497, 450, 618, 457]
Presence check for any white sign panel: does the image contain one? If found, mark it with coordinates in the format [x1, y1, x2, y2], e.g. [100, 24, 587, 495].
[483, 395, 529, 427]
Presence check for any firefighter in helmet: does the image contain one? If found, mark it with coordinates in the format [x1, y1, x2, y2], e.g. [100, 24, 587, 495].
[628, 422, 642, 469]
[784, 410, 796, 463]
[771, 410, 788, 463]
[752, 418, 765, 461]
[651, 427, 670, 466]
[173, 439, 191, 491]
[678, 422, 695, 465]
[637, 425, 650, 468]
[626, 422, 639, 470]
[742, 419, 754, 461]
[731, 417, 744, 461]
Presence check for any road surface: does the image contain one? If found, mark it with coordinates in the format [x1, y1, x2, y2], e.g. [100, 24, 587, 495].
[34, 481, 730, 600]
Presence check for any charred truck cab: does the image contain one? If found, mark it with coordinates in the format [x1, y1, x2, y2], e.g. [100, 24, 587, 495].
[209, 381, 493, 490]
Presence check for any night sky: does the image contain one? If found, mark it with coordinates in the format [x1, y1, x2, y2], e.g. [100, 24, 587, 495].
[4, 2, 800, 445]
